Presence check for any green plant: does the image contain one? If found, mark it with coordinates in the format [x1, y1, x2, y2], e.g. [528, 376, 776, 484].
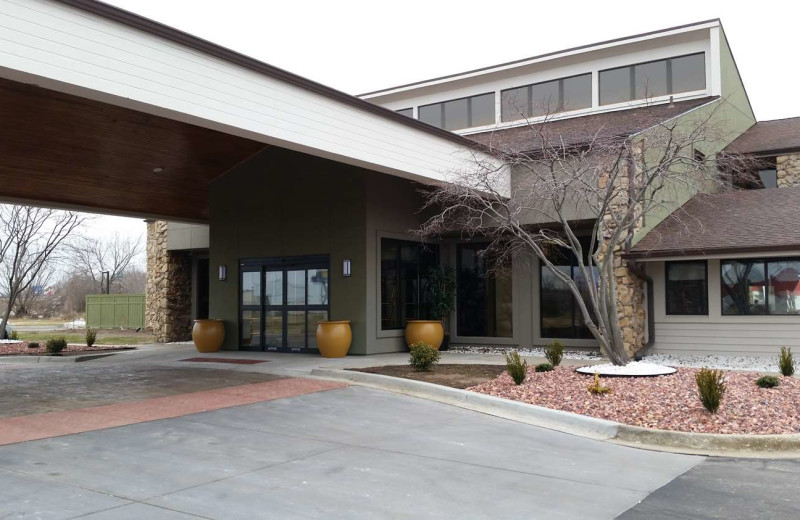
[544, 340, 564, 367]
[408, 341, 440, 371]
[27, 342, 39, 349]
[587, 372, 611, 395]
[779, 346, 795, 377]
[696, 368, 726, 413]
[535, 362, 553, 372]
[86, 328, 97, 347]
[9, 330, 18, 341]
[45, 337, 67, 355]
[756, 375, 780, 389]
[504, 350, 527, 384]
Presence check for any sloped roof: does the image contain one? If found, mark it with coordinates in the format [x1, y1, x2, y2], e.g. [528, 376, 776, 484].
[466, 97, 718, 154]
[724, 117, 800, 156]
[628, 187, 800, 259]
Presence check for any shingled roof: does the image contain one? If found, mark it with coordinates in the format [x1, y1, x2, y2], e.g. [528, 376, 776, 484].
[466, 97, 718, 153]
[628, 187, 800, 259]
[724, 117, 800, 156]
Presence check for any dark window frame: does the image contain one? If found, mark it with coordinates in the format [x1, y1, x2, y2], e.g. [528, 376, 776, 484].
[418, 92, 496, 131]
[599, 52, 706, 105]
[456, 242, 514, 338]
[500, 73, 592, 122]
[721, 257, 800, 316]
[380, 238, 440, 330]
[665, 260, 709, 316]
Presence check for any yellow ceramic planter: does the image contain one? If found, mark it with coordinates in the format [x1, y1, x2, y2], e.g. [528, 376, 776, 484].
[316, 321, 352, 358]
[192, 319, 225, 353]
[404, 320, 444, 350]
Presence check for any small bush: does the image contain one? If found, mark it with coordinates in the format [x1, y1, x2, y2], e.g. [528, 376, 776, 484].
[544, 340, 564, 367]
[587, 372, 611, 395]
[27, 342, 39, 349]
[504, 350, 527, 385]
[779, 346, 795, 377]
[45, 337, 67, 355]
[535, 362, 553, 372]
[9, 330, 18, 341]
[696, 368, 725, 413]
[756, 375, 780, 389]
[408, 341, 440, 371]
[86, 329, 97, 347]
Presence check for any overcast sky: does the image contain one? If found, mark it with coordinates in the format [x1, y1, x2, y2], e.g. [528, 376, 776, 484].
[94, 0, 799, 243]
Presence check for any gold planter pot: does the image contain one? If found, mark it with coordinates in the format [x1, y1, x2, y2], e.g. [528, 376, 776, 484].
[404, 320, 444, 350]
[192, 319, 225, 353]
[316, 320, 352, 358]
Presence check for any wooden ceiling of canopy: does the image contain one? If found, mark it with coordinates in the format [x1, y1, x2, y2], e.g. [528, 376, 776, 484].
[0, 77, 265, 221]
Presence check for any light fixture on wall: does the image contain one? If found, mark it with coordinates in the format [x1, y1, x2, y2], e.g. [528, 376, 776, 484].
[218, 264, 227, 281]
[343, 259, 351, 277]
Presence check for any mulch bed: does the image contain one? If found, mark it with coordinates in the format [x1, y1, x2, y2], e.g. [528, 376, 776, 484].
[0, 342, 135, 356]
[469, 366, 800, 435]
[351, 364, 507, 389]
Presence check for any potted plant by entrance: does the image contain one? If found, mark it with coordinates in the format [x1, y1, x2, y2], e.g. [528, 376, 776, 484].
[421, 265, 456, 351]
[192, 319, 225, 353]
[316, 320, 352, 358]
[404, 320, 444, 350]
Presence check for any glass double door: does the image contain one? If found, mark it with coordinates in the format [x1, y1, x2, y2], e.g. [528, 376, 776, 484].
[240, 256, 329, 352]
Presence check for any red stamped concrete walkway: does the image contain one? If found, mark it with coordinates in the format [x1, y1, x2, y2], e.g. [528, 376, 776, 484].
[0, 378, 346, 446]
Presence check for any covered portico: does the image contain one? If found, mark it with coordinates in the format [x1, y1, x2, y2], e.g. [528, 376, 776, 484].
[0, 0, 501, 354]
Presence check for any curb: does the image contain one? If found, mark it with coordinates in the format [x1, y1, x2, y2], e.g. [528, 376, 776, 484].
[311, 368, 800, 458]
[0, 352, 122, 364]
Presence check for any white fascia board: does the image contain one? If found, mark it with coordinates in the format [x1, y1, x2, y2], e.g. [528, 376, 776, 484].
[634, 250, 800, 262]
[361, 21, 720, 100]
[0, 0, 503, 188]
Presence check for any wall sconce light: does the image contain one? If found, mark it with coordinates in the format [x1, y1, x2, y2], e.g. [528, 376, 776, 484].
[343, 259, 351, 277]
[218, 264, 227, 281]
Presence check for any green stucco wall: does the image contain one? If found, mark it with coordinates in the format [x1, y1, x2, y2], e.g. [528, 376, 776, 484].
[208, 147, 369, 353]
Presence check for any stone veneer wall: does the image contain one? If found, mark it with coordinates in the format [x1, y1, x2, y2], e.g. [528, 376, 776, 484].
[145, 220, 193, 342]
[777, 154, 800, 187]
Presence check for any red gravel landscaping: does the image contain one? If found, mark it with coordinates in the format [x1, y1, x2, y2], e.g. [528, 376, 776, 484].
[468, 366, 800, 435]
[0, 342, 135, 356]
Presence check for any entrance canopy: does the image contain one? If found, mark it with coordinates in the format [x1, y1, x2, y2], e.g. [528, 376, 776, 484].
[0, 0, 503, 222]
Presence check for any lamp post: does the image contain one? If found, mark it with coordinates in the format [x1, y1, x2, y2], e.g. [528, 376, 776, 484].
[101, 271, 110, 294]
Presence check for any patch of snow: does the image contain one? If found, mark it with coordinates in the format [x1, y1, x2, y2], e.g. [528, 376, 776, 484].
[575, 361, 676, 377]
[0, 339, 22, 344]
[63, 319, 86, 329]
[643, 353, 777, 373]
[448, 346, 602, 360]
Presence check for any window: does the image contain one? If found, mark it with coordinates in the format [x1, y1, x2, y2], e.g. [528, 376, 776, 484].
[540, 237, 598, 339]
[756, 157, 778, 189]
[666, 261, 708, 315]
[419, 93, 495, 131]
[600, 53, 706, 105]
[396, 108, 413, 118]
[501, 74, 591, 122]
[456, 244, 513, 337]
[721, 259, 800, 315]
[381, 238, 439, 329]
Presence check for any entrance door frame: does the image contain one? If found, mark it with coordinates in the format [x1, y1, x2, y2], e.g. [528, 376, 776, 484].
[239, 255, 330, 352]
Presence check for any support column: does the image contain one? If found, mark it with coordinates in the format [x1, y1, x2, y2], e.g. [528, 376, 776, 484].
[145, 220, 193, 342]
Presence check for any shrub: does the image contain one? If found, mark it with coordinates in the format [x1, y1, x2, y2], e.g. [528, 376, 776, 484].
[86, 328, 97, 347]
[27, 342, 39, 349]
[504, 350, 527, 385]
[45, 337, 67, 355]
[408, 341, 440, 371]
[544, 340, 564, 367]
[535, 362, 553, 372]
[779, 346, 795, 377]
[9, 330, 18, 341]
[756, 375, 780, 389]
[587, 372, 611, 395]
[696, 368, 725, 413]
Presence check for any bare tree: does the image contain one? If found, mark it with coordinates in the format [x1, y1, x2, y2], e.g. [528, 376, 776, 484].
[0, 206, 84, 334]
[68, 234, 143, 293]
[12, 265, 56, 317]
[418, 101, 757, 365]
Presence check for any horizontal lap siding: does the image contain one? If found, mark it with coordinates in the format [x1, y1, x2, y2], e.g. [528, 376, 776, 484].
[652, 322, 800, 355]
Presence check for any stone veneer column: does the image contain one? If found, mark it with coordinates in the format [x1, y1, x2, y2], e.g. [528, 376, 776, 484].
[776, 154, 800, 187]
[145, 220, 193, 342]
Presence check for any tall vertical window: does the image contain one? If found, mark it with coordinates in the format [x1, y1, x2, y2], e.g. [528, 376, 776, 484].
[540, 237, 598, 339]
[456, 244, 513, 337]
[722, 258, 800, 315]
[501, 73, 591, 122]
[665, 261, 708, 315]
[600, 53, 706, 105]
[381, 238, 439, 329]
[418, 93, 495, 131]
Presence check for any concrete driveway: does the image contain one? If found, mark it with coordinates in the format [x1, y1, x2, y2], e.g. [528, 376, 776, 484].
[0, 347, 798, 519]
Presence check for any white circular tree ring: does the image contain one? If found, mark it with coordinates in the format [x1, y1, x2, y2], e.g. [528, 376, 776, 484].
[575, 362, 677, 377]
